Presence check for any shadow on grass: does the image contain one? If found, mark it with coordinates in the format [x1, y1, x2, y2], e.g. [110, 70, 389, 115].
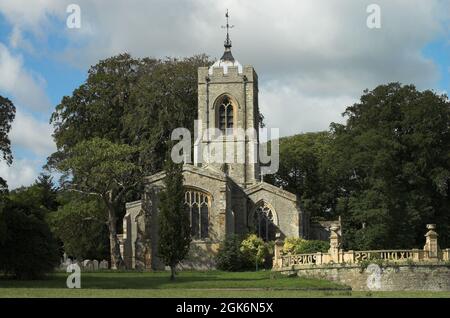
[0, 271, 347, 291]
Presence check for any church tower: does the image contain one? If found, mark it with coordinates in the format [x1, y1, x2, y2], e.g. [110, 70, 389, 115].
[195, 11, 260, 188]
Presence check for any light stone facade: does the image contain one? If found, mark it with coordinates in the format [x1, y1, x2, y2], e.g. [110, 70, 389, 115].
[120, 41, 307, 270]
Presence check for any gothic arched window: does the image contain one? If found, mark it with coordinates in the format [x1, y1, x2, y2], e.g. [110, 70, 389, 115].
[218, 97, 234, 135]
[184, 189, 210, 239]
[252, 202, 277, 241]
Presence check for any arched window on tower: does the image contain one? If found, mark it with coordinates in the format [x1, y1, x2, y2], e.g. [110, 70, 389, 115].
[218, 97, 234, 135]
[184, 189, 210, 239]
[252, 202, 277, 241]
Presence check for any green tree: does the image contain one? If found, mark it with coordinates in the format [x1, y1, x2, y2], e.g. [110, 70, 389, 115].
[7, 178, 58, 219]
[56, 137, 140, 269]
[0, 194, 6, 244]
[48, 54, 212, 268]
[49, 54, 212, 176]
[265, 132, 339, 220]
[35, 173, 59, 211]
[158, 158, 191, 280]
[0, 182, 59, 279]
[0, 204, 59, 279]
[0, 95, 15, 190]
[331, 83, 450, 249]
[124, 55, 212, 173]
[48, 192, 109, 260]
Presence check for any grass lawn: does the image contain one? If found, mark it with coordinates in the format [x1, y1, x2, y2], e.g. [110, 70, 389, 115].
[0, 271, 449, 298]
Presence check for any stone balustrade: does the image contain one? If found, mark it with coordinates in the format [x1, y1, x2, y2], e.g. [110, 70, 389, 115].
[274, 224, 449, 270]
[281, 253, 320, 267]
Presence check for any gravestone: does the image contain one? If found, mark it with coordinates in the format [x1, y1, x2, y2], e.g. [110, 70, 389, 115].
[99, 260, 109, 270]
[83, 260, 93, 271]
[60, 253, 73, 270]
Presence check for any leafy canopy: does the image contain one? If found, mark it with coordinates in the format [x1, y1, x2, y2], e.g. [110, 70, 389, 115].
[48, 193, 109, 260]
[0, 95, 15, 189]
[332, 83, 450, 249]
[57, 137, 140, 197]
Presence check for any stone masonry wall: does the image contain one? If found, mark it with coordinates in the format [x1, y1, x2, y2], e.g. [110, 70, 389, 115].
[295, 264, 450, 291]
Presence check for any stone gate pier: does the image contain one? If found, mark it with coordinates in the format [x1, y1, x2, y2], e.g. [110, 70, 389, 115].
[273, 224, 450, 291]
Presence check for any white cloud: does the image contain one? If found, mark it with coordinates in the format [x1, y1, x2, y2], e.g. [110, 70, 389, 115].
[0, 43, 51, 111]
[0, 0, 449, 137]
[260, 81, 354, 136]
[53, 1, 450, 133]
[10, 110, 56, 156]
[0, 158, 38, 189]
[0, 0, 64, 36]
[0, 0, 446, 190]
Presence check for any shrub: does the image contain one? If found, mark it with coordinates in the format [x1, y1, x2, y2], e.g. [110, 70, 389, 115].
[216, 234, 274, 271]
[300, 240, 330, 253]
[283, 237, 305, 254]
[0, 207, 60, 279]
[240, 234, 272, 269]
[216, 235, 248, 271]
[283, 237, 330, 254]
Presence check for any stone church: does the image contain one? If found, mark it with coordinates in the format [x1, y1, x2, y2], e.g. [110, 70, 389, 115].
[119, 23, 311, 270]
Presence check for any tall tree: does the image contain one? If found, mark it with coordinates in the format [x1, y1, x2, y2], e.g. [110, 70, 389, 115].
[48, 192, 109, 261]
[56, 137, 140, 269]
[158, 158, 191, 280]
[0, 95, 16, 190]
[265, 132, 339, 220]
[35, 173, 59, 211]
[48, 53, 211, 268]
[49, 54, 211, 176]
[331, 83, 450, 249]
[0, 180, 60, 279]
[0, 202, 60, 279]
[124, 55, 212, 173]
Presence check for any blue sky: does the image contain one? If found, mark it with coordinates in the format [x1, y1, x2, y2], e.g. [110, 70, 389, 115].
[423, 39, 450, 93]
[0, 0, 448, 189]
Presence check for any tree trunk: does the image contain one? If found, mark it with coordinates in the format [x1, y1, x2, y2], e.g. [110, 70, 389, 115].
[106, 202, 125, 270]
[170, 265, 176, 281]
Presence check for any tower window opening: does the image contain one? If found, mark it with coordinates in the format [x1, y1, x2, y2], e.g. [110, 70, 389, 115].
[218, 98, 234, 135]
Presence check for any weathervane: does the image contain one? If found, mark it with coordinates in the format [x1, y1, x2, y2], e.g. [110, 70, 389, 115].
[221, 9, 234, 49]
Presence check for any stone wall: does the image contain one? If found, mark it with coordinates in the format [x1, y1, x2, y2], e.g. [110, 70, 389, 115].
[274, 223, 450, 291]
[295, 264, 450, 291]
[178, 242, 220, 270]
[245, 182, 302, 238]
